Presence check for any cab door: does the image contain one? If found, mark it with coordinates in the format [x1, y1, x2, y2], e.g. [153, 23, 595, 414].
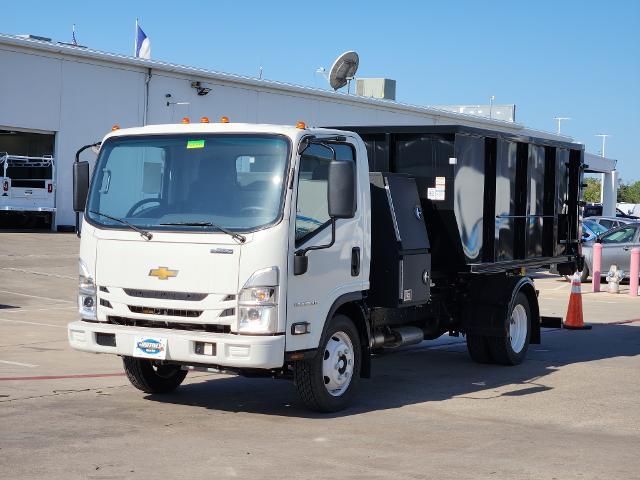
[285, 140, 365, 353]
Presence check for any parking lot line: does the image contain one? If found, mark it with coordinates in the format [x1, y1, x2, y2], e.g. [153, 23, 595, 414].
[0, 304, 76, 314]
[0, 267, 75, 280]
[0, 289, 75, 304]
[0, 372, 126, 381]
[0, 317, 67, 329]
[0, 359, 38, 368]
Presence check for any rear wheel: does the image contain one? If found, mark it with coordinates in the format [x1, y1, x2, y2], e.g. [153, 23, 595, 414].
[293, 314, 361, 412]
[487, 292, 531, 365]
[122, 356, 187, 393]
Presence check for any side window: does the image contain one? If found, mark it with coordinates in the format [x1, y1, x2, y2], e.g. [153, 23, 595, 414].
[601, 226, 637, 244]
[599, 219, 613, 229]
[295, 142, 355, 244]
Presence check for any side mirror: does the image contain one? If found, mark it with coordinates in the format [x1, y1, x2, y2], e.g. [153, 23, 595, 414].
[328, 160, 356, 219]
[73, 161, 90, 212]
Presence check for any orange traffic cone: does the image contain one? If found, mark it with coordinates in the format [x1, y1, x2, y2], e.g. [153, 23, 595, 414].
[564, 273, 592, 330]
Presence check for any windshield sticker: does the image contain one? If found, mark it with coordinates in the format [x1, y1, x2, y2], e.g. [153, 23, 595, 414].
[187, 139, 205, 149]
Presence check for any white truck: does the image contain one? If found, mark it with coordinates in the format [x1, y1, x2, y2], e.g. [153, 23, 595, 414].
[69, 120, 583, 412]
[1, 153, 56, 225]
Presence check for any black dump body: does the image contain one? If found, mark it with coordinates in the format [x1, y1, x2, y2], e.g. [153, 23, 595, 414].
[338, 125, 584, 275]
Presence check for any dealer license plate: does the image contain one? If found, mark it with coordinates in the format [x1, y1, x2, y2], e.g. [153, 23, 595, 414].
[133, 336, 168, 360]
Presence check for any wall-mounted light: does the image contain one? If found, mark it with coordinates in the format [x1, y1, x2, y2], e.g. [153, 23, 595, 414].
[191, 81, 211, 96]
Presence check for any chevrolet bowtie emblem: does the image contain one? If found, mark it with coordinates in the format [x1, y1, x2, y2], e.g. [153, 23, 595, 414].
[148, 267, 178, 280]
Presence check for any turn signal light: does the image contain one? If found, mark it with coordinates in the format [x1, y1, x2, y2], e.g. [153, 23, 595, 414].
[220, 116, 230, 123]
[181, 117, 190, 124]
[296, 121, 306, 129]
[2, 180, 8, 192]
[200, 116, 210, 123]
[47, 183, 53, 193]
[111, 124, 120, 131]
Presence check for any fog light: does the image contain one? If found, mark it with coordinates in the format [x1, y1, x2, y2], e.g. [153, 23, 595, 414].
[83, 296, 94, 308]
[195, 341, 216, 356]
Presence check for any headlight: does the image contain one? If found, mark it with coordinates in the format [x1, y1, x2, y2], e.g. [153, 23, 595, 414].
[78, 259, 97, 320]
[238, 286, 277, 334]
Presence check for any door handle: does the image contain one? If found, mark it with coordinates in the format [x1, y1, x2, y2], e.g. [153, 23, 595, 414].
[623, 246, 631, 251]
[351, 247, 360, 277]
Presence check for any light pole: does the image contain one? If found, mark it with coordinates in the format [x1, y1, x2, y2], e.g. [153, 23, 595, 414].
[489, 95, 495, 119]
[553, 117, 571, 134]
[595, 134, 611, 157]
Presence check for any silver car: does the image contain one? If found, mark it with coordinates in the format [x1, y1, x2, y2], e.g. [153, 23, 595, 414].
[586, 215, 639, 230]
[581, 223, 640, 281]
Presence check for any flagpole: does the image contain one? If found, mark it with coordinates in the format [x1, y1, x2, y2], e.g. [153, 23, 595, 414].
[134, 18, 138, 56]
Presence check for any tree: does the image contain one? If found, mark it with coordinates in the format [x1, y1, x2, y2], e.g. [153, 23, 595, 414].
[583, 177, 601, 203]
[617, 180, 640, 204]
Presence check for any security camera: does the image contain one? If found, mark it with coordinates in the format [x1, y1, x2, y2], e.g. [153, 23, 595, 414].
[191, 81, 211, 96]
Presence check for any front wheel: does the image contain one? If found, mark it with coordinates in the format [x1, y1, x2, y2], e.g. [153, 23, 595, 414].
[293, 314, 361, 412]
[487, 291, 531, 365]
[123, 356, 188, 393]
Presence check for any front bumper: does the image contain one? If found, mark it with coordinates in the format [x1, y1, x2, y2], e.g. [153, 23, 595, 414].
[68, 320, 285, 369]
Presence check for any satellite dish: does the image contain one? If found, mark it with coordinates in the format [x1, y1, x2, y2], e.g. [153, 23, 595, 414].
[329, 51, 359, 92]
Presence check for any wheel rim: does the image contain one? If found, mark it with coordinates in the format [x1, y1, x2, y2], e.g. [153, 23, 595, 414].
[509, 304, 528, 353]
[322, 331, 354, 397]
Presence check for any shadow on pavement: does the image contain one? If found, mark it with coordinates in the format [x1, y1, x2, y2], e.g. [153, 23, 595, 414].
[145, 323, 640, 418]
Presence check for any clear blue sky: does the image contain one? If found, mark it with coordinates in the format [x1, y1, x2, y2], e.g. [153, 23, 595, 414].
[5, 0, 639, 181]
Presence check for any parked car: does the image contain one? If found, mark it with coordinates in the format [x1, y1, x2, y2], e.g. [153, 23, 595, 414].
[581, 219, 609, 242]
[585, 215, 639, 231]
[581, 223, 640, 281]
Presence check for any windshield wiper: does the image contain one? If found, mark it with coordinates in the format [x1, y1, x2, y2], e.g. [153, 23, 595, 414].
[89, 210, 153, 241]
[159, 221, 246, 244]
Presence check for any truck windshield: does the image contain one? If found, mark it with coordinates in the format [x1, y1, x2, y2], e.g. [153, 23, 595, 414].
[85, 134, 290, 233]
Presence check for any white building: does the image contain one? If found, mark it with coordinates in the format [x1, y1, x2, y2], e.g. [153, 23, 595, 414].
[0, 33, 616, 229]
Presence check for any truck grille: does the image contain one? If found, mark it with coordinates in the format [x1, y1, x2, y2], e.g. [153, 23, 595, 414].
[128, 305, 203, 317]
[107, 316, 231, 333]
[123, 288, 207, 301]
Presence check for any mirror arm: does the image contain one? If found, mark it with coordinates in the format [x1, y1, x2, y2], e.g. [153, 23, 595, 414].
[74, 141, 101, 237]
[295, 219, 336, 258]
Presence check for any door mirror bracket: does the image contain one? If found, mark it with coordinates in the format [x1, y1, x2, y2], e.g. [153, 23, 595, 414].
[293, 220, 336, 276]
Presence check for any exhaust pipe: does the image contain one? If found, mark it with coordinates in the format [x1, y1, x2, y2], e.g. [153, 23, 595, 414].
[371, 326, 424, 348]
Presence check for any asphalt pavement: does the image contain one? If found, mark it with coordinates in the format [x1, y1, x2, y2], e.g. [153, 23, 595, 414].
[1, 232, 638, 479]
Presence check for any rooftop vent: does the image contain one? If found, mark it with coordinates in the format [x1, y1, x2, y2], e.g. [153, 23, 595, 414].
[356, 78, 396, 101]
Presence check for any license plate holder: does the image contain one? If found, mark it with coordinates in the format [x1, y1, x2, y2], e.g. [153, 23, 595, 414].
[133, 336, 168, 360]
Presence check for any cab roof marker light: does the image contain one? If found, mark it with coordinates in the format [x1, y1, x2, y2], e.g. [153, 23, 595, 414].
[296, 121, 306, 129]
[181, 117, 190, 124]
[111, 124, 120, 131]
[220, 116, 230, 123]
[200, 116, 210, 123]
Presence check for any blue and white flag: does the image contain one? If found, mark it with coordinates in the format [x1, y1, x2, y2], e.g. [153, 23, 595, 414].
[135, 21, 151, 59]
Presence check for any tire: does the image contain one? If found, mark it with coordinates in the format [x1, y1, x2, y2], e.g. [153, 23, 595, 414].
[580, 264, 589, 283]
[466, 334, 493, 363]
[293, 314, 361, 412]
[487, 291, 531, 366]
[122, 356, 188, 393]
